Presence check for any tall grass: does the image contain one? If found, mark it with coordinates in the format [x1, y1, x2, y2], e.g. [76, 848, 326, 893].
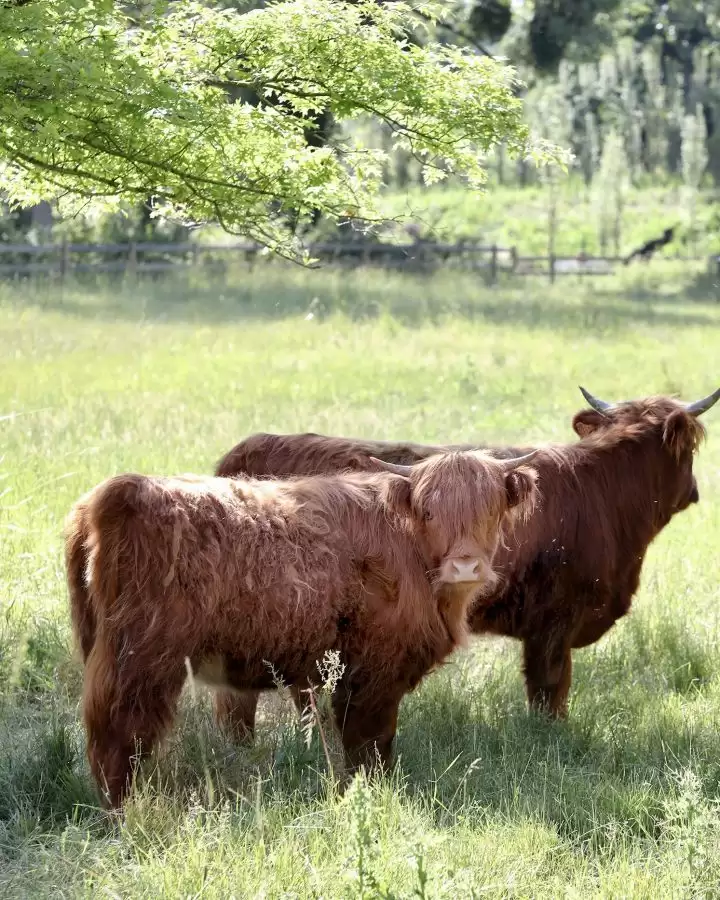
[376, 181, 720, 259]
[1, 264, 719, 898]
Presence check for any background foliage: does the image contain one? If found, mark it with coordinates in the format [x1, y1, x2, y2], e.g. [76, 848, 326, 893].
[0, 0, 561, 257]
[5, 0, 720, 258]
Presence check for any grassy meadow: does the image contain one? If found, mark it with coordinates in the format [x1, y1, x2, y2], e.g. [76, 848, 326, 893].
[372, 182, 720, 260]
[1, 260, 720, 898]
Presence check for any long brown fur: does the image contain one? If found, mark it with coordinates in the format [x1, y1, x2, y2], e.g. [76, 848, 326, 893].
[67, 453, 537, 807]
[216, 432, 537, 478]
[64, 497, 95, 663]
[210, 395, 706, 730]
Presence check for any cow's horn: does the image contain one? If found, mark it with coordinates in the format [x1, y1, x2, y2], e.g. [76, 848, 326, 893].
[579, 385, 613, 414]
[500, 449, 540, 470]
[684, 387, 720, 417]
[368, 457, 413, 477]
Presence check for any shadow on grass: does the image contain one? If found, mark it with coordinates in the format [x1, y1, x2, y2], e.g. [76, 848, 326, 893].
[394, 616, 720, 849]
[3, 266, 720, 333]
[2, 614, 719, 857]
[680, 271, 720, 304]
[588, 270, 720, 306]
[397, 676, 720, 850]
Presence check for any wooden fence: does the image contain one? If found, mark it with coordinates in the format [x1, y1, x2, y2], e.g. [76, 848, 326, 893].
[0, 239, 713, 282]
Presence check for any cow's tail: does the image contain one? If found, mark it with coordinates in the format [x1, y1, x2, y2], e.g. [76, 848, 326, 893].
[84, 474, 151, 621]
[64, 498, 96, 662]
[72, 474, 153, 660]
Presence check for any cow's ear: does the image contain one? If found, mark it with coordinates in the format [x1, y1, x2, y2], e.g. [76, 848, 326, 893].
[504, 467, 538, 518]
[381, 474, 412, 516]
[572, 410, 607, 438]
[663, 408, 704, 459]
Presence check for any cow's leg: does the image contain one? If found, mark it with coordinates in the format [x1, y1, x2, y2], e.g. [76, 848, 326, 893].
[571, 612, 621, 649]
[290, 683, 312, 719]
[522, 636, 572, 719]
[214, 689, 260, 742]
[334, 692, 401, 776]
[214, 685, 310, 742]
[83, 640, 185, 808]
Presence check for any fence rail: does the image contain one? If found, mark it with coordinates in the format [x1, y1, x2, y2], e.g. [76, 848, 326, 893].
[0, 239, 713, 282]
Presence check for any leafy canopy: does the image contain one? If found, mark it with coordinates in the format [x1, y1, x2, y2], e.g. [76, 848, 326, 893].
[0, 0, 564, 256]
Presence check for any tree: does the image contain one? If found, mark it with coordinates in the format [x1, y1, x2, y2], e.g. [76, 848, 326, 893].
[461, 0, 624, 71]
[0, 0, 563, 259]
[681, 103, 708, 251]
[591, 130, 629, 257]
[525, 80, 574, 267]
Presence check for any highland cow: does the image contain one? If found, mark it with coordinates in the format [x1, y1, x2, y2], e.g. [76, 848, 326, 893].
[67, 450, 538, 807]
[211, 386, 718, 732]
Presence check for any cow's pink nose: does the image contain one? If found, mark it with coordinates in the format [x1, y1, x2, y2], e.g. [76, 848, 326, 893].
[450, 557, 481, 582]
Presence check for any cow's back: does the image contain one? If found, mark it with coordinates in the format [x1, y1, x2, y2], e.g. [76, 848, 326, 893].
[83, 473, 365, 663]
[215, 431, 536, 479]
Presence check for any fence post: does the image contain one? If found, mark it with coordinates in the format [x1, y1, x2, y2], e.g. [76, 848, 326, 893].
[191, 242, 199, 267]
[59, 239, 69, 282]
[549, 254, 556, 284]
[490, 244, 498, 284]
[510, 246, 518, 272]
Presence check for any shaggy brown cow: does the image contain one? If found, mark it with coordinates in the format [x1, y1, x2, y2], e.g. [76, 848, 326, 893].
[211, 386, 718, 732]
[67, 450, 538, 807]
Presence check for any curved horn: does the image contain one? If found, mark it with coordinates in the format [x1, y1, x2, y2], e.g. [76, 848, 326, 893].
[500, 449, 540, 470]
[368, 457, 413, 477]
[579, 385, 613, 414]
[685, 387, 720, 417]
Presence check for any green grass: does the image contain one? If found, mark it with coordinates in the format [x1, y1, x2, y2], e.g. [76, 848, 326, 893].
[374, 181, 720, 260]
[1, 263, 720, 898]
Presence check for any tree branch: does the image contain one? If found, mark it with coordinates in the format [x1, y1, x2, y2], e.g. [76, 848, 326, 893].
[413, 9, 494, 59]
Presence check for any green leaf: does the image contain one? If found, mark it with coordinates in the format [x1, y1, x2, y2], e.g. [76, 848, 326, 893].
[0, 0, 564, 258]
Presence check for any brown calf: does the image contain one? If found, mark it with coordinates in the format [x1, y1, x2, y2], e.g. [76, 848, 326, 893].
[67, 451, 538, 807]
[212, 386, 718, 732]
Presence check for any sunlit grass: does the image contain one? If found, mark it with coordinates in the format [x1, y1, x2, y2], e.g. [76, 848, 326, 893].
[377, 180, 720, 260]
[1, 265, 719, 898]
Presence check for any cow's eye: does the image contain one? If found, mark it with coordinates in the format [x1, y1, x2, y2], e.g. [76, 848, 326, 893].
[424, 510, 433, 521]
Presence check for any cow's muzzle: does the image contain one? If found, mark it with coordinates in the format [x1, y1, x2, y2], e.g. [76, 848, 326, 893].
[439, 556, 497, 586]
